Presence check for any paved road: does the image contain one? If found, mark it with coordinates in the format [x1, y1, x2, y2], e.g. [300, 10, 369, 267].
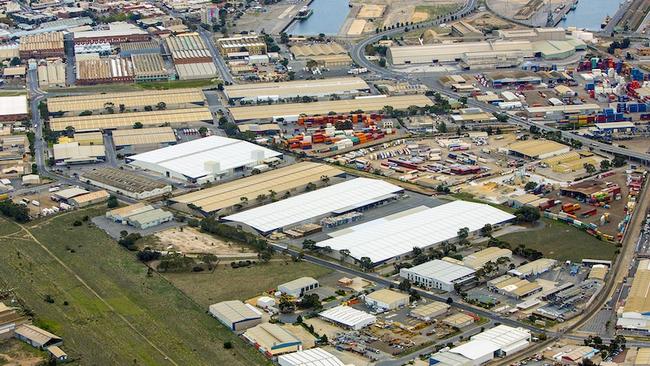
[196, 27, 234, 84]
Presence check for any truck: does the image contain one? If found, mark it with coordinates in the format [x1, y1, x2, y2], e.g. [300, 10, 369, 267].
[348, 67, 368, 75]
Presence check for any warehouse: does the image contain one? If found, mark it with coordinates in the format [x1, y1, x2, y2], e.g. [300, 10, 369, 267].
[19, 32, 64, 59]
[243, 323, 301, 356]
[170, 162, 345, 215]
[52, 142, 105, 165]
[617, 259, 650, 332]
[488, 276, 543, 299]
[128, 136, 281, 184]
[223, 178, 403, 235]
[319, 305, 376, 330]
[119, 40, 161, 57]
[409, 301, 450, 321]
[37, 59, 66, 88]
[52, 187, 89, 202]
[80, 167, 172, 199]
[47, 89, 205, 113]
[508, 258, 557, 278]
[76, 57, 134, 85]
[69, 190, 110, 207]
[125, 208, 173, 229]
[49, 107, 212, 131]
[507, 140, 570, 160]
[0, 96, 28, 122]
[317, 201, 515, 264]
[223, 77, 370, 102]
[208, 300, 262, 331]
[442, 313, 475, 328]
[278, 348, 346, 366]
[165, 33, 213, 64]
[365, 289, 410, 310]
[462, 247, 513, 270]
[278, 277, 319, 298]
[59, 131, 103, 146]
[216, 35, 267, 57]
[290, 42, 352, 67]
[229, 95, 433, 121]
[131, 53, 170, 82]
[74, 43, 112, 56]
[400, 259, 476, 292]
[387, 40, 533, 65]
[73, 22, 149, 45]
[112, 127, 177, 154]
[174, 62, 218, 80]
[525, 104, 601, 116]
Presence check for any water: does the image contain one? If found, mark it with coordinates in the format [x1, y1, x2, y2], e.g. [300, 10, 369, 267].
[286, 0, 351, 36]
[558, 0, 624, 30]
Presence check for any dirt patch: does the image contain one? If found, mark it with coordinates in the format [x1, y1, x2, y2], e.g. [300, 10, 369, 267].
[411, 11, 430, 22]
[0, 340, 46, 366]
[154, 227, 257, 257]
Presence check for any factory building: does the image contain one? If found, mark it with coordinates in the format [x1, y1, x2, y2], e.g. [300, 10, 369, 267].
[223, 77, 370, 102]
[277, 277, 319, 298]
[127, 136, 282, 184]
[400, 259, 476, 292]
[506, 140, 571, 160]
[364, 289, 409, 311]
[409, 301, 450, 321]
[208, 300, 262, 331]
[69, 190, 110, 207]
[278, 348, 346, 366]
[58, 131, 103, 146]
[617, 259, 650, 332]
[80, 167, 172, 199]
[165, 33, 213, 64]
[508, 258, 557, 279]
[37, 59, 66, 88]
[317, 201, 515, 265]
[223, 178, 403, 235]
[131, 53, 170, 82]
[387, 40, 533, 66]
[216, 35, 267, 57]
[243, 323, 302, 356]
[488, 276, 543, 299]
[105, 203, 173, 229]
[319, 306, 376, 330]
[119, 40, 161, 57]
[52, 142, 106, 165]
[19, 32, 64, 59]
[74, 43, 112, 56]
[462, 247, 513, 270]
[73, 22, 149, 45]
[76, 57, 134, 85]
[112, 127, 177, 155]
[290, 43, 352, 68]
[0, 96, 28, 122]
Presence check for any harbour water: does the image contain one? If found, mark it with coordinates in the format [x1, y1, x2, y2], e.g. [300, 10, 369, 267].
[558, 0, 625, 30]
[286, 0, 351, 36]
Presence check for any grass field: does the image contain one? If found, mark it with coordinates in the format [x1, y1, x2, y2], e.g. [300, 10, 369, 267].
[498, 219, 618, 262]
[0, 217, 21, 236]
[414, 4, 460, 19]
[137, 79, 220, 90]
[0, 209, 271, 366]
[165, 261, 333, 308]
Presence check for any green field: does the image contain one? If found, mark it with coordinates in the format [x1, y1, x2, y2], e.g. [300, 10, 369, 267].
[0, 209, 270, 366]
[137, 79, 220, 90]
[166, 261, 333, 308]
[498, 219, 618, 262]
[0, 217, 21, 236]
[414, 4, 460, 19]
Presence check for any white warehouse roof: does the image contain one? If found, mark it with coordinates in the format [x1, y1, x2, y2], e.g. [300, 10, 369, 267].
[471, 325, 531, 354]
[128, 136, 281, 180]
[316, 201, 515, 263]
[278, 348, 346, 366]
[319, 305, 376, 329]
[403, 259, 476, 285]
[0, 95, 28, 116]
[223, 178, 403, 233]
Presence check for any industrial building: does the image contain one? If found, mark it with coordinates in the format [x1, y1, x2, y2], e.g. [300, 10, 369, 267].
[46, 89, 205, 113]
[131, 53, 170, 82]
[37, 59, 66, 88]
[488, 276, 543, 299]
[119, 40, 161, 57]
[451, 21, 483, 38]
[105, 203, 173, 229]
[76, 57, 135, 85]
[80, 167, 172, 199]
[290, 43, 352, 67]
[429, 325, 531, 365]
[19, 32, 64, 59]
[175, 62, 218, 80]
[128, 136, 281, 184]
[319, 305, 376, 330]
[170, 162, 344, 215]
[223, 178, 403, 235]
[216, 35, 267, 57]
[69, 190, 110, 207]
[58, 131, 103, 146]
[223, 77, 370, 102]
[365, 289, 410, 310]
[242, 323, 301, 356]
[0, 96, 28, 122]
[278, 277, 319, 298]
[387, 40, 533, 66]
[442, 313, 475, 328]
[228, 95, 433, 121]
[75, 43, 112, 56]
[400, 259, 476, 292]
[165, 33, 213, 64]
[278, 348, 346, 366]
[617, 259, 650, 332]
[525, 104, 601, 116]
[508, 258, 557, 278]
[52, 187, 89, 202]
[208, 300, 262, 331]
[14, 324, 63, 349]
[49, 107, 212, 131]
[52, 142, 106, 165]
[507, 140, 571, 160]
[317, 201, 515, 264]
[73, 22, 149, 45]
[112, 127, 177, 154]
[409, 301, 450, 321]
[462, 247, 513, 270]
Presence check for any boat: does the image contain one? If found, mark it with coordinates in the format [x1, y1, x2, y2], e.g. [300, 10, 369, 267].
[570, 1, 577, 10]
[295, 6, 313, 20]
[601, 15, 611, 29]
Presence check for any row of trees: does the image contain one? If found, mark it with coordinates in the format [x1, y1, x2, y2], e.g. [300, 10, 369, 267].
[0, 200, 29, 223]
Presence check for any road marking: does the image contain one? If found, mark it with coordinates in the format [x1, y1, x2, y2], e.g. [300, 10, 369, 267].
[278, 5, 295, 19]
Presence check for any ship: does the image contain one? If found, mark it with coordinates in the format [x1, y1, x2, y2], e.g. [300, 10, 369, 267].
[295, 6, 313, 20]
[601, 15, 611, 29]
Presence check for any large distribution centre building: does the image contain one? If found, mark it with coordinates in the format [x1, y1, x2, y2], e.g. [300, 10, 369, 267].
[223, 178, 404, 235]
[47, 89, 205, 113]
[316, 201, 515, 264]
[170, 162, 345, 215]
[507, 140, 570, 159]
[208, 300, 262, 331]
[128, 136, 282, 184]
[617, 259, 650, 332]
[223, 77, 370, 102]
[228, 95, 432, 121]
[400, 259, 477, 292]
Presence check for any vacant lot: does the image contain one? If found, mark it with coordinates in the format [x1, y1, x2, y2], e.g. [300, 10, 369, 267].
[499, 219, 618, 262]
[0, 216, 21, 236]
[154, 227, 257, 258]
[0, 339, 47, 366]
[166, 261, 333, 307]
[0, 209, 270, 366]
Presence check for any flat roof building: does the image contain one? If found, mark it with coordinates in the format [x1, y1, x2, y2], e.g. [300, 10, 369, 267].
[488, 275, 543, 299]
[508, 258, 557, 278]
[387, 40, 533, 65]
[128, 136, 281, 184]
[73, 22, 149, 45]
[617, 259, 650, 332]
[208, 300, 262, 331]
[442, 312, 475, 328]
[365, 289, 409, 310]
[410, 301, 450, 321]
[131, 53, 169, 82]
[112, 127, 177, 154]
[224, 77, 370, 102]
[69, 190, 110, 207]
[171, 162, 344, 215]
[463, 247, 513, 270]
[216, 35, 267, 57]
[126, 208, 173, 229]
[52, 142, 105, 165]
[0, 96, 28, 122]
[80, 167, 172, 199]
[278, 277, 319, 298]
[76, 57, 134, 85]
[401, 259, 476, 292]
[319, 305, 376, 330]
[47, 89, 205, 113]
[37, 59, 66, 88]
[223, 178, 403, 235]
[507, 140, 570, 159]
[229, 95, 433, 121]
[19, 32, 64, 59]
[165, 33, 213, 64]
[243, 323, 301, 356]
[278, 348, 346, 366]
[318, 201, 515, 264]
[175, 62, 218, 80]
[119, 40, 161, 57]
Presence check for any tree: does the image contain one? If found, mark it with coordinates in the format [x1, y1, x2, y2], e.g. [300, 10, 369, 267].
[378, 58, 386, 67]
[359, 257, 373, 271]
[612, 155, 626, 167]
[223, 341, 233, 349]
[524, 181, 538, 191]
[584, 163, 597, 174]
[156, 102, 167, 110]
[302, 239, 316, 251]
[198, 126, 208, 136]
[480, 223, 493, 237]
[306, 59, 318, 70]
[515, 206, 540, 223]
[107, 195, 118, 208]
[600, 159, 611, 172]
[133, 122, 143, 129]
[398, 279, 411, 291]
[339, 249, 351, 262]
[446, 297, 453, 304]
[457, 227, 469, 243]
[10, 57, 20, 66]
[436, 121, 448, 133]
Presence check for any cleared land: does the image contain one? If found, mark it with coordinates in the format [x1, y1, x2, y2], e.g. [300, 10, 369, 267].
[0, 210, 270, 365]
[0, 339, 47, 366]
[412, 4, 460, 22]
[153, 227, 257, 258]
[499, 219, 618, 262]
[165, 261, 333, 308]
